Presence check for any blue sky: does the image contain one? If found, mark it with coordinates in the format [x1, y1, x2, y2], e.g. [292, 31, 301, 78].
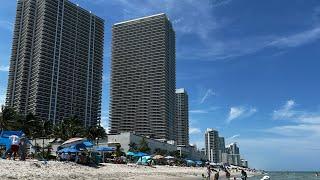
[1, 0, 320, 171]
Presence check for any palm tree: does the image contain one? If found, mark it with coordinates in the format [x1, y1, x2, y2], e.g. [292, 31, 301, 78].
[128, 142, 138, 152]
[39, 119, 53, 156]
[87, 125, 107, 145]
[138, 137, 150, 153]
[53, 116, 86, 140]
[1, 107, 19, 130]
[17, 113, 40, 138]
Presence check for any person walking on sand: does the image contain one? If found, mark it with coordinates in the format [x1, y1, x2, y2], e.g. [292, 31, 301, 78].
[9, 135, 20, 160]
[211, 169, 219, 180]
[206, 163, 211, 179]
[225, 169, 231, 178]
[241, 169, 247, 180]
[19, 136, 27, 161]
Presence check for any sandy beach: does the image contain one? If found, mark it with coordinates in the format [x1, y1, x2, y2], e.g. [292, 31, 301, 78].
[0, 159, 261, 180]
[0, 159, 204, 180]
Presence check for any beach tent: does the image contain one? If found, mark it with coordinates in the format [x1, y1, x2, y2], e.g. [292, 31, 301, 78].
[59, 138, 93, 151]
[136, 155, 152, 165]
[95, 146, 115, 152]
[58, 146, 80, 153]
[83, 141, 94, 148]
[0, 130, 25, 150]
[133, 152, 148, 157]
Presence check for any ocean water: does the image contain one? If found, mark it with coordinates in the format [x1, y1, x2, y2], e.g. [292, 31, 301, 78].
[250, 172, 320, 180]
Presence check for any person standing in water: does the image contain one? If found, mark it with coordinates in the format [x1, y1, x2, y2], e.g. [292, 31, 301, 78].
[9, 135, 20, 160]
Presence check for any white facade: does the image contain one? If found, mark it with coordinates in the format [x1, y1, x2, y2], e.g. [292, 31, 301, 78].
[205, 128, 220, 162]
[105, 132, 204, 160]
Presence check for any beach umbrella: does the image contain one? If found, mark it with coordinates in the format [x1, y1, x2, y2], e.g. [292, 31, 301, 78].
[83, 141, 94, 147]
[136, 155, 152, 164]
[133, 152, 148, 157]
[152, 155, 164, 159]
[126, 151, 135, 156]
[58, 147, 80, 153]
[165, 156, 175, 159]
[60, 138, 86, 148]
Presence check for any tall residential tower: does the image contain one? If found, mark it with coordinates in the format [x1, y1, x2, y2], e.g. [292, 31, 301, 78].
[175, 88, 189, 146]
[205, 128, 220, 162]
[109, 14, 176, 141]
[6, 0, 104, 126]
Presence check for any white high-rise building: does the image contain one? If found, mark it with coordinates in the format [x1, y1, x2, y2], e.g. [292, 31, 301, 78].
[226, 142, 241, 165]
[205, 128, 220, 162]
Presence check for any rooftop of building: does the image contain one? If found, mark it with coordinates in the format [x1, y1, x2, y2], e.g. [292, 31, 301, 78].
[175, 88, 186, 93]
[206, 128, 218, 132]
[114, 13, 166, 26]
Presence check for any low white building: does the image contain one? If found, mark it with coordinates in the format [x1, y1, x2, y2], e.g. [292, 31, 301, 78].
[104, 132, 205, 160]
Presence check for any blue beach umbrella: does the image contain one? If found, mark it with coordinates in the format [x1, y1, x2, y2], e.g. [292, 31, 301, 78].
[133, 152, 148, 157]
[126, 151, 135, 156]
[83, 141, 94, 147]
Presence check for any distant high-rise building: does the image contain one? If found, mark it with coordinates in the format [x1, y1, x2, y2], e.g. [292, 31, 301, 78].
[226, 142, 241, 165]
[6, 0, 104, 126]
[109, 13, 176, 140]
[218, 137, 225, 162]
[175, 88, 189, 146]
[228, 142, 240, 154]
[241, 159, 248, 168]
[219, 137, 225, 152]
[205, 128, 220, 162]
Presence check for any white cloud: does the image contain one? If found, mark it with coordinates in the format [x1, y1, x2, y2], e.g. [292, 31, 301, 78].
[273, 99, 320, 125]
[0, 65, 9, 72]
[266, 100, 320, 146]
[200, 89, 216, 104]
[0, 88, 6, 107]
[189, 127, 201, 134]
[190, 106, 219, 114]
[228, 107, 245, 121]
[227, 134, 240, 140]
[100, 113, 110, 133]
[190, 109, 208, 114]
[0, 20, 13, 32]
[265, 124, 320, 137]
[192, 140, 205, 149]
[297, 114, 320, 124]
[237, 136, 320, 171]
[79, 0, 320, 61]
[227, 106, 257, 123]
[273, 99, 296, 119]
[270, 27, 320, 48]
[102, 73, 110, 84]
